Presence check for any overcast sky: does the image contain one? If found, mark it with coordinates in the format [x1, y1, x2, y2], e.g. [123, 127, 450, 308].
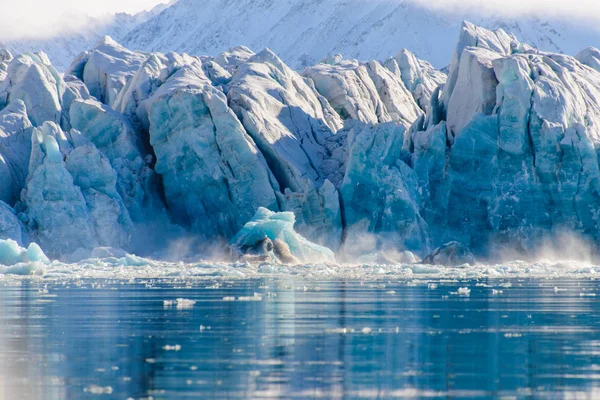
[0, 0, 599, 40]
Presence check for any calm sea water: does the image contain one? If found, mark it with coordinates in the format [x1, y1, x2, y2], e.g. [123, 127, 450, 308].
[1, 277, 599, 399]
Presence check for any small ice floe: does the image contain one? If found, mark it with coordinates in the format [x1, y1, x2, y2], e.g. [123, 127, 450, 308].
[504, 333, 523, 338]
[449, 287, 471, 296]
[163, 345, 181, 351]
[222, 293, 263, 302]
[238, 293, 263, 301]
[361, 327, 372, 334]
[580, 293, 596, 297]
[491, 289, 503, 295]
[163, 298, 196, 309]
[554, 287, 567, 293]
[83, 385, 113, 395]
[428, 283, 438, 290]
[325, 327, 354, 334]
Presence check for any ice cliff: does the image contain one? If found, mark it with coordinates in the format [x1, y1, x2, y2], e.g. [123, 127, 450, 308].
[1, 22, 600, 264]
[411, 22, 600, 257]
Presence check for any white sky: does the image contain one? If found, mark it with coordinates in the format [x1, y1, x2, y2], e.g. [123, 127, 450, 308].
[0, 0, 599, 40]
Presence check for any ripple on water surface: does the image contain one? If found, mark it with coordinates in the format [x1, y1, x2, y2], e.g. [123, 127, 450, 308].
[0, 275, 599, 398]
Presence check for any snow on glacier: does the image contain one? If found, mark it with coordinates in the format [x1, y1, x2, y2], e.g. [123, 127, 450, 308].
[66, 36, 148, 108]
[226, 49, 346, 249]
[0, 52, 85, 130]
[385, 49, 447, 112]
[576, 47, 600, 73]
[0, 49, 11, 81]
[303, 58, 422, 127]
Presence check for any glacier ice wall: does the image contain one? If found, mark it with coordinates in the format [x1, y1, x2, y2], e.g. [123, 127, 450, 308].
[20, 122, 132, 257]
[411, 22, 600, 256]
[1, 22, 600, 263]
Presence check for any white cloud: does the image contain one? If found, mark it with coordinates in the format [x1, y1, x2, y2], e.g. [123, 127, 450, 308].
[0, 0, 165, 39]
[411, 0, 600, 23]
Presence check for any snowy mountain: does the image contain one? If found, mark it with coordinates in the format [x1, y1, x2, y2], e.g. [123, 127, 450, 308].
[3, 0, 599, 72]
[122, 0, 600, 69]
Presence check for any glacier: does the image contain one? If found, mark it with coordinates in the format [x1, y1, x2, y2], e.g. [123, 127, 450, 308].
[0, 21, 600, 268]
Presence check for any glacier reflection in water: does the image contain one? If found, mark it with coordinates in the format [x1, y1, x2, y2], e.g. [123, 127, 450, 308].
[1, 277, 600, 398]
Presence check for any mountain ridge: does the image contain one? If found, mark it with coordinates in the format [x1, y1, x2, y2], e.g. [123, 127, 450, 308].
[2, 0, 600, 72]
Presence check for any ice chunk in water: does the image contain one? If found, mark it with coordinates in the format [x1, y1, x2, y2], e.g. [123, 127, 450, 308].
[231, 207, 335, 264]
[0, 238, 49, 266]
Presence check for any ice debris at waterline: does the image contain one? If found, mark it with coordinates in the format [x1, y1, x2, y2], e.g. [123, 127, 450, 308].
[1, 22, 600, 263]
[422, 241, 476, 267]
[230, 208, 335, 264]
[0, 239, 48, 275]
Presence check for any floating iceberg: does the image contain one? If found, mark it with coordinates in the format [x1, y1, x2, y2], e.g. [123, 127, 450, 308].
[0, 238, 48, 275]
[0, 238, 48, 265]
[230, 207, 335, 264]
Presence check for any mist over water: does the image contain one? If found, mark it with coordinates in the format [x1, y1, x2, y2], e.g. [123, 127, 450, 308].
[487, 230, 600, 266]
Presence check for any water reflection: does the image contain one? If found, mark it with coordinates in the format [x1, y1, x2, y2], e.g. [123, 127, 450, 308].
[0, 278, 599, 398]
